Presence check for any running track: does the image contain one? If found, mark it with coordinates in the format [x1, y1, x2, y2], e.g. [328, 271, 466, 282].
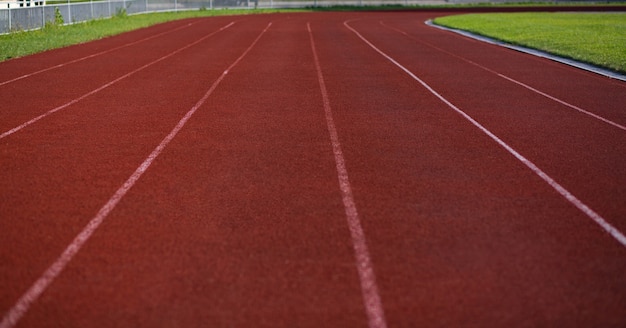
[1, 9, 625, 327]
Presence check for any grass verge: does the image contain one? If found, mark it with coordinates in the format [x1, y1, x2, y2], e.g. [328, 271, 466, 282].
[0, 8, 302, 62]
[433, 12, 626, 74]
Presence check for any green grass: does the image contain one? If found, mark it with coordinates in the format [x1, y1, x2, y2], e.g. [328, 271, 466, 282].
[433, 12, 626, 74]
[0, 8, 302, 62]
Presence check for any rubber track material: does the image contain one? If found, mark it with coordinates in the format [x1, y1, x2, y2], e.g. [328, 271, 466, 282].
[1, 9, 625, 328]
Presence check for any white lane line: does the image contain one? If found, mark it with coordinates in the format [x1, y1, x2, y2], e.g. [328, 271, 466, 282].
[344, 20, 626, 249]
[0, 22, 236, 141]
[379, 21, 626, 132]
[307, 22, 388, 328]
[0, 21, 272, 328]
[0, 21, 199, 87]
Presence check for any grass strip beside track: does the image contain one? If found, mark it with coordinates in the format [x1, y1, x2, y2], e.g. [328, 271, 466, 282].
[0, 9, 299, 62]
[433, 12, 626, 74]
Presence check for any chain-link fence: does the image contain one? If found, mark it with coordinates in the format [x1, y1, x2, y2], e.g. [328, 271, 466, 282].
[0, 0, 134, 33]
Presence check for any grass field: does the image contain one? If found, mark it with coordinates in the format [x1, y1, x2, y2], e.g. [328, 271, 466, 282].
[433, 12, 626, 74]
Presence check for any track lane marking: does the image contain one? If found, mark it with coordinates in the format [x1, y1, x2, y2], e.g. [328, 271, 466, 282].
[344, 20, 626, 248]
[307, 22, 387, 328]
[0, 21, 236, 141]
[0, 21, 272, 328]
[379, 21, 626, 132]
[0, 21, 201, 87]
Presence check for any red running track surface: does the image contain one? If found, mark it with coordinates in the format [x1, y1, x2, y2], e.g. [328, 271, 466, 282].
[1, 9, 625, 327]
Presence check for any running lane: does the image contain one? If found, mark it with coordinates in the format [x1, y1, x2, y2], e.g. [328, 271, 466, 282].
[2, 14, 371, 327]
[349, 12, 626, 234]
[0, 16, 238, 137]
[1, 9, 625, 328]
[0, 16, 277, 324]
[309, 11, 626, 327]
[0, 18, 204, 85]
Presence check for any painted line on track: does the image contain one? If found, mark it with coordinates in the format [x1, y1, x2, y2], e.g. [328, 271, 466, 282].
[0, 21, 272, 328]
[380, 21, 626, 132]
[0, 22, 235, 141]
[307, 22, 387, 328]
[344, 20, 626, 249]
[0, 21, 201, 87]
